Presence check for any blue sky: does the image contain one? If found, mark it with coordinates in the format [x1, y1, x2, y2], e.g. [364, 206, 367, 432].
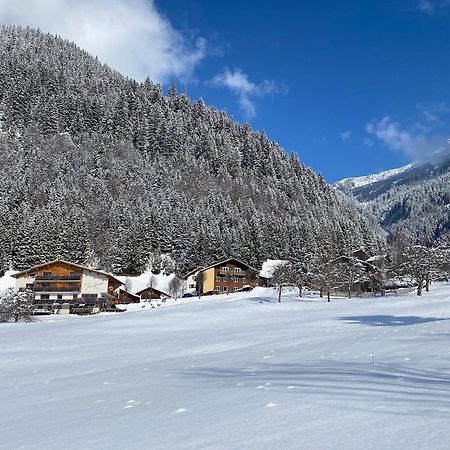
[1, 0, 449, 181]
[158, 0, 450, 181]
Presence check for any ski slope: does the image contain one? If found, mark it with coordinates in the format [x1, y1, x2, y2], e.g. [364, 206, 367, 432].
[1, 285, 450, 449]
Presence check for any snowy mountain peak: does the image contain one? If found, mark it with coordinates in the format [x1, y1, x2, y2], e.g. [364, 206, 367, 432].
[334, 163, 416, 191]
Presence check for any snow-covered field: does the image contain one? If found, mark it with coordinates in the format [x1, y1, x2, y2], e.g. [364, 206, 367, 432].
[2, 285, 450, 450]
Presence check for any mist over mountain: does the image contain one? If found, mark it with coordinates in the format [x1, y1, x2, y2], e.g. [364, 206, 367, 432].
[0, 26, 382, 274]
[335, 158, 450, 244]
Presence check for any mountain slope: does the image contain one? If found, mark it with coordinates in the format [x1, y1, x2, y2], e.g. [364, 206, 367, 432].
[0, 26, 382, 274]
[335, 159, 450, 243]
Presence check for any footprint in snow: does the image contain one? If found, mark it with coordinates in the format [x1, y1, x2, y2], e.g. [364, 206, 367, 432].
[265, 403, 277, 408]
[287, 386, 295, 389]
[124, 400, 140, 409]
[174, 408, 188, 413]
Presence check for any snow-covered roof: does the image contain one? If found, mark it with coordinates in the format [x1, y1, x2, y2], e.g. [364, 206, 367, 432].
[12, 260, 124, 285]
[117, 270, 174, 296]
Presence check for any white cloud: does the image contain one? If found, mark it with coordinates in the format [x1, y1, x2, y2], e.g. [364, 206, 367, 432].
[366, 116, 450, 162]
[212, 68, 277, 119]
[418, 0, 435, 13]
[0, 0, 206, 83]
[340, 130, 352, 141]
[417, 0, 450, 14]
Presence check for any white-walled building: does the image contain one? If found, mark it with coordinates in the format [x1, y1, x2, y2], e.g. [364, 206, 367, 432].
[12, 260, 123, 313]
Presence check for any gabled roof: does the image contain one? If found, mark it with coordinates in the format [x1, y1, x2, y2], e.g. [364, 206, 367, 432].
[11, 260, 124, 285]
[135, 286, 167, 296]
[118, 288, 141, 301]
[183, 258, 259, 279]
[329, 255, 380, 272]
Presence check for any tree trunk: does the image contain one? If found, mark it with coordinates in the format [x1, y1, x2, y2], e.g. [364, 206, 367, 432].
[319, 287, 323, 298]
[298, 285, 303, 298]
[278, 287, 282, 303]
[425, 273, 430, 292]
[417, 276, 424, 296]
[327, 290, 330, 302]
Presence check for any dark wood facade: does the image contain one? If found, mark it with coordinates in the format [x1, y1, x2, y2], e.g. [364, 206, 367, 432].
[135, 287, 165, 300]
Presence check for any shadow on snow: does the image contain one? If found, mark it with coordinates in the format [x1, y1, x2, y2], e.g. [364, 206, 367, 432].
[183, 361, 450, 417]
[338, 315, 449, 327]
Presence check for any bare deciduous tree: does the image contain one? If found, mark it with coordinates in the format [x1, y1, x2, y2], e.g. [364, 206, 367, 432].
[195, 271, 205, 299]
[271, 262, 295, 303]
[168, 276, 182, 300]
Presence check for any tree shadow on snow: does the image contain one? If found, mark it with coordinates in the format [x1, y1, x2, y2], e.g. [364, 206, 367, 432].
[183, 361, 450, 417]
[338, 315, 449, 327]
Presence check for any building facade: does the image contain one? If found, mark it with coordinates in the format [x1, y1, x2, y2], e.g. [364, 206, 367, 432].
[185, 258, 263, 295]
[12, 260, 123, 313]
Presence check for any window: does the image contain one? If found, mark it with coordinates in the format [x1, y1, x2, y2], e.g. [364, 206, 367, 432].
[234, 267, 242, 273]
[57, 295, 63, 300]
[41, 294, 50, 300]
[222, 286, 227, 292]
[221, 267, 229, 272]
[188, 284, 195, 289]
[73, 294, 78, 300]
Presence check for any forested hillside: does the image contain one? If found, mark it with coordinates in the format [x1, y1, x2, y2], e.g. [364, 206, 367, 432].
[335, 160, 450, 245]
[0, 26, 382, 274]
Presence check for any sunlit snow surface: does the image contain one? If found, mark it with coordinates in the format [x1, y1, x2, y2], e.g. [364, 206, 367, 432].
[1, 285, 450, 449]
[334, 163, 415, 190]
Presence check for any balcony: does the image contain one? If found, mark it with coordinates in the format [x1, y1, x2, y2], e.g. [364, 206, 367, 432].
[33, 286, 80, 293]
[35, 275, 81, 281]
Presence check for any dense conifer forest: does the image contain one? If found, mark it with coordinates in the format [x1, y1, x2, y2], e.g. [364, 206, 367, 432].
[0, 26, 382, 274]
[335, 160, 450, 246]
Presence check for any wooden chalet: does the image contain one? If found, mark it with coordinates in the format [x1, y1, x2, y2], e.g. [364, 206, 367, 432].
[12, 260, 124, 315]
[184, 258, 264, 295]
[135, 286, 167, 300]
[117, 288, 141, 304]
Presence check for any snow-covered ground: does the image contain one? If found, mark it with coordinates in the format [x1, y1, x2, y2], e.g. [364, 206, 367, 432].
[1, 285, 450, 449]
